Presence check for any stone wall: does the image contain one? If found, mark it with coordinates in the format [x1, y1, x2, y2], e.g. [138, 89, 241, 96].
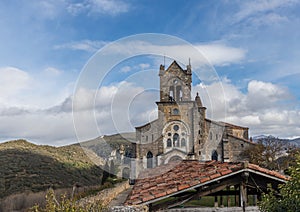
[79, 180, 130, 207]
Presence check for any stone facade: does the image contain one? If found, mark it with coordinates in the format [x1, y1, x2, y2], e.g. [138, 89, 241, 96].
[131, 61, 254, 179]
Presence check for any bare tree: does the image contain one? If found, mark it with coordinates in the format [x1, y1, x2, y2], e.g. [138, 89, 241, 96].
[242, 136, 298, 171]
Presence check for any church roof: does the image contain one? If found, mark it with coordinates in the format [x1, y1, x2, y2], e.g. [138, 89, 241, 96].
[228, 133, 255, 144]
[125, 160, 288, 205]
[220, 121, 249, 130]
[135, 119, 158, 129]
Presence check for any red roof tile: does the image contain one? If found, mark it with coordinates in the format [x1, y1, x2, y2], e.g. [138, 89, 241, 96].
[125, 160, 288, 205]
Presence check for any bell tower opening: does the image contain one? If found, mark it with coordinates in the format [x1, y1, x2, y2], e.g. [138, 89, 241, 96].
[159, 60, 192, 102]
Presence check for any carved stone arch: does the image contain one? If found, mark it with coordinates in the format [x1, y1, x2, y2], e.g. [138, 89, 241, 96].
[162, 120, 190, 136]
[169, 155, 182, 163]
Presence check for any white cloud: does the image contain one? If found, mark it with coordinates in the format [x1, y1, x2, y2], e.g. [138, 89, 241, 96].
[66, 0, 130, 16]
[54, 38, 246, 67]
[54, 40, 108, 52]
[139, 63, 150, 69]
[235, 0, 298, 22]
[31, 0, 66, 19]
[0, 67, 32, 105]
[230, 0, 299, 27]
[120, 66, 132, 73]
[1, 76, 299, 145]
[0, 111, 76, 145]
[193, 79, 299, 138]
[248, 13, 288, 26]
[196, 43, 246, 66]
[43, 67, 62, 77]
[88, 0, 129, 15]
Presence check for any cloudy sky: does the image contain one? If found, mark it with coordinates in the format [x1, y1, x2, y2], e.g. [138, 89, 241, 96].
[0, 0, 300, 145]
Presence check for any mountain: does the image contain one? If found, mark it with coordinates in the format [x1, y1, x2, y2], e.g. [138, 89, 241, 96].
[290, 137, 300, 147]
[0, 139, 103, 199]
[252, 135, 300, 147]
[79, 132, 136, 161]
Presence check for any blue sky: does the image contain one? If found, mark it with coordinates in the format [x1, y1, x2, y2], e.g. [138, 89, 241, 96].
[0, 0, 300, 145]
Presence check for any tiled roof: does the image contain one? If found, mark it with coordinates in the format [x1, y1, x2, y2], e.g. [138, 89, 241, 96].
[227, 133, 255, 144]
[135, 119, 158, 129]
[125, 160, 288, 205]
[220, 121, 249, 129]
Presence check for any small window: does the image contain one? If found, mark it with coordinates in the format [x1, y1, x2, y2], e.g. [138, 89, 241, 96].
[212, 150, 218, 161]
[173, 133, 179, 147]
[146, 136, 148, 142]
[168, 132, 171, 136]
[216, 134, 218, 140]
[146, 151, 153, 168]
[198, 130, 201, 135]
[181, 138, 186, 147]
[199, 140, 201, 144]
[167, 138, 172, 147]
[199, 151, 201, 155]
[181, 132, 186, 136]
[210, 132, 212, 140]
[152, 134, 154, 141]
[173, 108, 179, 115]
[241, 144, 244, 148]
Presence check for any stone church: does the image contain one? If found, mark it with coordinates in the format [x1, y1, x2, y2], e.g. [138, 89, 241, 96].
[131, 60, 254, 179]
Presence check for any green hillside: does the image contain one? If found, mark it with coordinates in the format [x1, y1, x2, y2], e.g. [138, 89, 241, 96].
[0, 139, 103, 198]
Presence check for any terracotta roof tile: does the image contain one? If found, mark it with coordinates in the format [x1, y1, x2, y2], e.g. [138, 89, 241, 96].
[178, 184, 190, 190]
[210, 173, 222, 179]
[125, 160, 288, 205]
[142, 195, 155, 202]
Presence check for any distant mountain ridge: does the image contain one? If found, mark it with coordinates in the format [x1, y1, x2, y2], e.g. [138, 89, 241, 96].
[252, 135, 300, 147]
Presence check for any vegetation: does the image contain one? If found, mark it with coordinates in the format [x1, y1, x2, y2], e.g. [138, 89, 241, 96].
[242, 135, 299, 171]
[0, 139, 103, 198]
[259, 153, 300, 212]
[29, 189, 105, 212]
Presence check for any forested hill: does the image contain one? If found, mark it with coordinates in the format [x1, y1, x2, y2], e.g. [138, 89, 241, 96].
[0, 139, 103, 198]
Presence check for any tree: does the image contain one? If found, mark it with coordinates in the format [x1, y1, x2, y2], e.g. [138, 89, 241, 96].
[259, 153, 300, 212]
[242, 136, 295, 171]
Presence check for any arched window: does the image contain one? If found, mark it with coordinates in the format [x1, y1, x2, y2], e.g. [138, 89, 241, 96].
[181, 138, 186, 147]
[146, 151, 153, 168]
[211, 150, 218, 161]
[167, 138, 172, 147]
[180, 89, 183, 100]
[173, 133, 179, 147]
[169, 86, 174, 101]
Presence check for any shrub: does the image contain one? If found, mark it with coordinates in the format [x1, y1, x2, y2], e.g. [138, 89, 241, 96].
[29, 189, 105, 212]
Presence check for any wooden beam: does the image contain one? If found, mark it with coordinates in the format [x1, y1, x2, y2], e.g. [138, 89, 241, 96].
[214, 195, 218, 207]
[240, 182, 247, 210]
[227, 186, 230, 207]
